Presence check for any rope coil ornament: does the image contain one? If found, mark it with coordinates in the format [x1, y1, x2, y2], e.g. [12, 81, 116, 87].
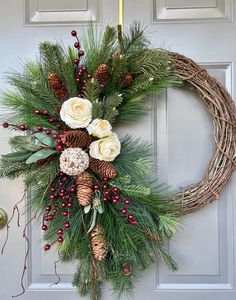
[170, 52, 236, 214]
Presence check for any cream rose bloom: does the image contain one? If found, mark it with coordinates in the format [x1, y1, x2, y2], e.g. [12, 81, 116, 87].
[89, 133, 121, 162]
[60, 97, 92, 129]
[87, 119, 112, 138]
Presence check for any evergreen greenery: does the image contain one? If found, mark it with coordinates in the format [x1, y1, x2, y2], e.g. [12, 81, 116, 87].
[0, 22, 182, 300]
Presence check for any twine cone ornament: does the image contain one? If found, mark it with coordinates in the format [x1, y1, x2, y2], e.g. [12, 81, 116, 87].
[89, 158, 117, 179]
[94, 64, 109, 86]
[76, 171, 94, 206]
[48, 73, 69, 100]
[90, 224, 107, 261]
[61, 130, 92, 149]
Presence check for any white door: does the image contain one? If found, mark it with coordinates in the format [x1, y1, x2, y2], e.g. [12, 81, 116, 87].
[0, 1, 235, 300]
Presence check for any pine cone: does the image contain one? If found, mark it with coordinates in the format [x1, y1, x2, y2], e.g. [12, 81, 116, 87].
[94, 64, 109, 86]
[76, 171, 94, 206]
[48, 73, 69, 100]
[121, 73, 133, 88]
[55, 105, 61, 115]
[89, 158, 117, 179]
[122, 262, 132, 276]
[61, 130, 92, 149]
[91, 224, 107, 261]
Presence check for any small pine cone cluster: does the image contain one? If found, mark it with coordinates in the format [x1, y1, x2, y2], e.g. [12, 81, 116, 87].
[91, 224, 107, 261]
[122, 262, 133, 276]
[120, 73, 133, 88]
[76, 171, 94, 206]
[48, 73, 69, 100]
[94, 64, 109, 86]
[61, 130, 92, 149]
[89, 158, 117, 179]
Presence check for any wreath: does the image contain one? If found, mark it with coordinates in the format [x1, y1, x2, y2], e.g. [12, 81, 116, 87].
[0, 23, 235, 300]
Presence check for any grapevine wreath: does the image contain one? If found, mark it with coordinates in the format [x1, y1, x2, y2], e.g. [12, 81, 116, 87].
[0, 23, 236, 300]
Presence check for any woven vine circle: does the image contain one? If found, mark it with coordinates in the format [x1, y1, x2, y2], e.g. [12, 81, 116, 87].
[170, 53, 236, 215]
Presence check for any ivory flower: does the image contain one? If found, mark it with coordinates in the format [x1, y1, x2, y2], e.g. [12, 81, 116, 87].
[89, 133, 121, 162]
[60, 97, 92, 129]
[87, 119, 112, 138]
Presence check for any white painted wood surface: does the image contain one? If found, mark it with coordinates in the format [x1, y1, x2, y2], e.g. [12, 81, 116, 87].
[0, 0, 235, 299]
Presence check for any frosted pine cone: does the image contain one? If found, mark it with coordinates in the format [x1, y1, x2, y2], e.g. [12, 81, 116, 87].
[48, 73, 69, 100]
[76, 171, 94, 206]
[89, 158, 117, 179]
[61, 130, 92, 149]
[94, 64, 109, 86]
[91, 225, 107, 261]
[60, 148, 89, 176]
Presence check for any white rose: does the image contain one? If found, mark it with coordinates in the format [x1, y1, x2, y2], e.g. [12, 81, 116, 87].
[87, 119, 112, 138]
[89, 133, 121, 162]
[60, 97, 92, 129]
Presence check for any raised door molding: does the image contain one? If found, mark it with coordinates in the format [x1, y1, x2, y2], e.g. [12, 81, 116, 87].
[152, 0, 232, 23]
[24, 0, 101, 26]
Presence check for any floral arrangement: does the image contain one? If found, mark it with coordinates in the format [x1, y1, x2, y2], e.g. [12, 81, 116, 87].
[0, 23, 181, 300]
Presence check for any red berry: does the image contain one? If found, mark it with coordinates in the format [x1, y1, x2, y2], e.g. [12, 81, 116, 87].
[34, 109, 41, 115]
[57, 228, 64, 235]
[44, 216, 49, 221]
[104, 190, 110, 196]
[67, 202, 73, 208]
[56, 145, 63, 152]
[112, 198, 118, 204]
[57, 138, 62, 144]
[86, 74, 92, 79]
[18, 124, 26, 131]
[131, 220, 137, 225]
[49, 117, 55, 123]
[57, 236, 63, 243]
[94, 184, 99, 190]
[102, 197, 109, 202]
[37, 125, 43, 131]
[42, 224, 48, 231]
[62, 211, 69, 217]
[61, 202, 67, 208]
[45, 205, 51, 212]
[121, 208, 127, 215]
[59, 171, 64, 177]
[50, 187, 55, 192]
[50, 194, 55, 201]
[43, 110, 49, 115]
[71, 30, 77, 36]
[48, 214, 54, 221]
[60, 189, 65, 194]
[79, 50, 84, 56]
[55, 124, 62, 130]
[53, 208, 58, 215]
[64, 222, 70, 229]
[77, 93, 83, 98]
[2, 122, 9, 128]
[69, 187, 75, 193]
[76, 78, 80, 84]
[44, 244, 51, 251]
[82, 66, 87, 72]
[65, 194, 70, 200]
[45, 129, 51, 135]
[52, 133, 58, 139]
[103, 177, 108, 181]
[124, 199, 131, 205]
[128, 214, 134, 220]
[58, 181, 63, 187]
[74, 41, 80, 48]
[74, 59, 79, 65]
[114, 195, 120, 201]
[113, 187, 119, 193]
[103, 184, 109, 189]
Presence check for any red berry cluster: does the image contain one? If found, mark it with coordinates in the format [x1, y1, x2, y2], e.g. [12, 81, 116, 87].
[33, 109, 69, 152]
[94, 177, 137, 225]
[71, 30, 92, 98]
[1, 122, 27, 131]
[43, 171, 76, 251]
